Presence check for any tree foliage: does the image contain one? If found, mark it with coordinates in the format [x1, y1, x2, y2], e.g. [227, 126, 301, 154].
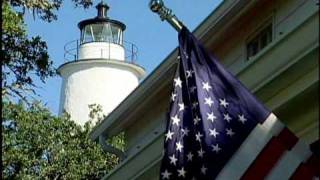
[2, 1, 54, 101]
[2, 101, 121, 179]
[1, 0, 93, 101]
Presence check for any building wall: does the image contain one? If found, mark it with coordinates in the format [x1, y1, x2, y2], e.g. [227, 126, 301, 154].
[101, 0, 319, 179]
[125, 88, 168, 152]
[211, 0, 316, 71]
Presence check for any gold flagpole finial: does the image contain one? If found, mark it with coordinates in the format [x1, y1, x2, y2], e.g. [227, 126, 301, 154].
[149, 0, 184, 32]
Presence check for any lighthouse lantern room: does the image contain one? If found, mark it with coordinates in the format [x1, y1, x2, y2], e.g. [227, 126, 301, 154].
[78, 2, 126, 60]
[58, 2, 145, 126]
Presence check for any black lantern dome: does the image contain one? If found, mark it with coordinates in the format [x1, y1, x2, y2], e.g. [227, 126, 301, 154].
[78, 2, 126, 45]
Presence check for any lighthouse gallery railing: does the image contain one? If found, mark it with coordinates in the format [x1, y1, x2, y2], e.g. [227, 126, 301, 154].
[64, 39, 138, 64]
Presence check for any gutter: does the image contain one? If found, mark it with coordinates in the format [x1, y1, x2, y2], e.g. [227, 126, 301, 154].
[99, 134, 126, 161]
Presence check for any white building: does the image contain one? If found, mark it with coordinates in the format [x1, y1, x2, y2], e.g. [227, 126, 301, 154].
[58, 2, 145, 125]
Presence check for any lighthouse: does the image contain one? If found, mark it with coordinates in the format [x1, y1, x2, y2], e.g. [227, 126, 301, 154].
[58, 2, 145, 126]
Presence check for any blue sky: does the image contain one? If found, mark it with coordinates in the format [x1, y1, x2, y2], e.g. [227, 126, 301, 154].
[25, 0, 222, 114]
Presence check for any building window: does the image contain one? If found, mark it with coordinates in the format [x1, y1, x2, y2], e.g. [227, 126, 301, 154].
[246, 23, 273, 60]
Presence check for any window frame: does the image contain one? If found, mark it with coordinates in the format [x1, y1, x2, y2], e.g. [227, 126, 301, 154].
[245, 16, 275, 61]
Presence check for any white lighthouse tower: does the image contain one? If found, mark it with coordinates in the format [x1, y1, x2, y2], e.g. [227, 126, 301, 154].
[58, 2, 145, 126]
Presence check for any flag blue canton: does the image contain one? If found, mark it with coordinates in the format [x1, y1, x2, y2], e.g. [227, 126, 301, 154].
[160, 27, 271, 179]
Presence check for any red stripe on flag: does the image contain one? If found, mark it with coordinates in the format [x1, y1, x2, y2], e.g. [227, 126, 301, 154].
[277, 128, 298, 150]
[240, 137, 286, 179]
[290, 154, 320, 179]
[290, 164, 314, 180]
[241, 128, 298, 180]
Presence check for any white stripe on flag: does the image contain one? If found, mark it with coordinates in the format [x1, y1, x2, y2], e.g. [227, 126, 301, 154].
[216, 113, 283, 180]
[266, 140, 312, 180]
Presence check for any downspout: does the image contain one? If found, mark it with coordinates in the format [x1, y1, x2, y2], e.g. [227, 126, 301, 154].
[99, 134, 126, 161]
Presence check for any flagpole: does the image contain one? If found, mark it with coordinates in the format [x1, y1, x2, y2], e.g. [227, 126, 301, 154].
[149, 0, 184, 32]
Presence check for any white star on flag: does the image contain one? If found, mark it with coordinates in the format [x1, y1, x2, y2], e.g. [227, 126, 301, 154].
[177, 167, 186, 177]
[174, 77, 182, 88]
[202, 81, 212, 92]
[219, 98, 229, 108]
[207, 112, 217, 122]
[193, 116, 201, 125]
[176, 141, 183, 152]
[187, 152, 193, 161]
[201, 165, 208, 175]
[178, 103, 185, 111]
[223, 113, 232, 122]
[198, 148, 205, 158]
[169, 154, 178, 166]
[212, 144, 221, 153]
[238, 114, 247, 124]
[165, 130, 174, 141]
[161, 170, 171, 179]
[171, 93, 177, 102]
[226, 128, 235, 137]
[204, 97, 214, 107]
[181, 128, 190, 137]
[195, 132, 203, 142]
[186, 70, 193, 78]
[189, 86, 197, 93]
[209, 128, 219, 138]
[192, 102, 199, 109]
[171, 115, 180, 126]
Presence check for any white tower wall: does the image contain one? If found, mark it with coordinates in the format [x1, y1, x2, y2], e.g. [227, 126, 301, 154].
[79, 42, 125, 60]
[58, 59, 144, 126]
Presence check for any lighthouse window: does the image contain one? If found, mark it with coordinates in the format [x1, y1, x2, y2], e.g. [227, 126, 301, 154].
[80, 23, 123, 45]
[111, 26, 122, 45]
[102, 24, 112, 42]
[92, 24, 103, 41]
[83, 25, 94, 43]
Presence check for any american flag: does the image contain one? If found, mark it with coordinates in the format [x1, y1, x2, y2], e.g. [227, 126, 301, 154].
[160, 27, 319, 179]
